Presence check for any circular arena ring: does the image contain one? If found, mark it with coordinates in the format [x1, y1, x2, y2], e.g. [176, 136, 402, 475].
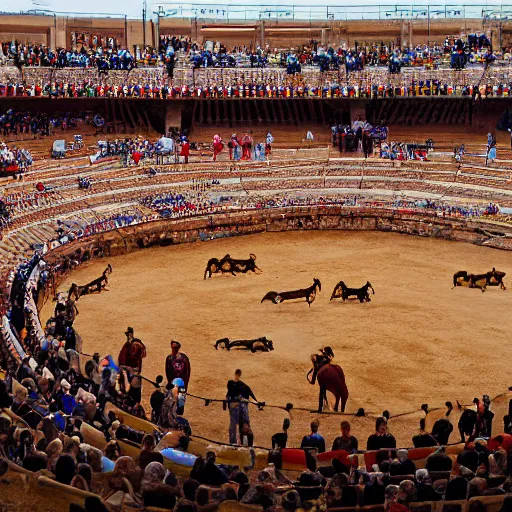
[2, 138, 512, 451]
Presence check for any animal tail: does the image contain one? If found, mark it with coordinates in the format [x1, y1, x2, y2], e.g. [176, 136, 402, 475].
[261, 292, 278, 303]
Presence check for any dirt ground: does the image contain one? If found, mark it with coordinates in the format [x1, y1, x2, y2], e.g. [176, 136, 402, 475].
[43, 231, 512, 450]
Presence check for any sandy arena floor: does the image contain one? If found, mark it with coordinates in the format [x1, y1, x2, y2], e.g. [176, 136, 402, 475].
[43, 231, 512, 449]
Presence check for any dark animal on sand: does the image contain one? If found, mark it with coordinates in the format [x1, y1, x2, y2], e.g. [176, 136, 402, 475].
[452, 268, 506, 292]
[487, 268, 507, 290]
[330, 281, 375, 302]
[261, 278, 321, 307]
[69, 264, 112, 298]
[214, 337, 274, 352]
[204, 253, 260, 279]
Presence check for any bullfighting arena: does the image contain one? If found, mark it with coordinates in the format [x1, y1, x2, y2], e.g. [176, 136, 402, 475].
[44, 230, 512, 447]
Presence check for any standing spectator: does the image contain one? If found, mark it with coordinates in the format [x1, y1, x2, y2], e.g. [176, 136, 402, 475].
[118, 327, 146, 373]
[165, 341, 191, 390]
[180, 137, 190, 164]
[331, 420, 359, 453]
[300, 420, 326, 453]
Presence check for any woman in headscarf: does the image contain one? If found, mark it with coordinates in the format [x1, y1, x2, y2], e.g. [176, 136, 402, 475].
[212, 135, 223, 162]
[104, 474, 139, 511]
[140, 460, 178, 509]
[141, 461, 166, 493]
[113, 455, 142, 494]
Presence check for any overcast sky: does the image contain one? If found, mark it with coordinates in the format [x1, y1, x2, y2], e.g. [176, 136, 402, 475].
[5, 0, 508, 19]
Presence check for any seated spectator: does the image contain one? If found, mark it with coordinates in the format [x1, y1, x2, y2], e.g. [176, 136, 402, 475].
[55, 453, 76, 485]
[19, 430, 47, 472]
[136, 434, 164, 470]
[364, 473, 386, 504]
[384, 484, 408, 512]
[396, 449, 416, 475]
[182, 478, 200, 501]
[458, 445, 480, 473]
[367, 417, 397, 450]
[332, 420, 359, 453]
[301, 420, 326, 453]
[415, 469, 442, 502]
[272, 418, 290, 449]
[141, 461, 177, 510]
[445, 476, 468, 500]
[426, 446, 453, 472]
[104, 474, 139, 510]
[397, 479, 417, 504]
[469, 477, 488, 498]
[175, 499, 198, 512]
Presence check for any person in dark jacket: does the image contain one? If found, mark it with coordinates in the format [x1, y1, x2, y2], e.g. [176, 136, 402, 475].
[367, 417, 397, 451]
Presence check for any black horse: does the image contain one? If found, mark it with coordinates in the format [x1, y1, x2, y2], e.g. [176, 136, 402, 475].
[204, 254, 260, 279]
[70, 264, 112, 298]
[487, 268, 506, 290]
[261, 278, 321, 307]
[330, 281, 375, 302]
[214, 337, 274, 352]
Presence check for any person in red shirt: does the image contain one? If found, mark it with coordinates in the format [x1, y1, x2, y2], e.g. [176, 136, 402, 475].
[180, 138, 190, 164]
[165, 341, 191, 390]
[487, 433, 512, 455]
[118, 327, 146, 373]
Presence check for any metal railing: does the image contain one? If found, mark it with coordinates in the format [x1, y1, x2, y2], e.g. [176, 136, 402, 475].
[151, 3, 512, 22]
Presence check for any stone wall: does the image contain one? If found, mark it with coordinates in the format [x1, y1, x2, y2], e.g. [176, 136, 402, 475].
[43, 207, 511, 266]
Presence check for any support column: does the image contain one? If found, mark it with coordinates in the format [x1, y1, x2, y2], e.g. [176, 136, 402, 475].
[260, 20, 265, 48]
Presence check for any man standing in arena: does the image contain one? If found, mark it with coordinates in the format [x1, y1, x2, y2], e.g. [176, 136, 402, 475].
[165, 341, 191, 390]
[118, 327, 146, 373]
[226, 369, 257, 445]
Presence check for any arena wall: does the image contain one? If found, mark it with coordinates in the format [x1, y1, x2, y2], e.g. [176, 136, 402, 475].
[43, 207, 511, 265]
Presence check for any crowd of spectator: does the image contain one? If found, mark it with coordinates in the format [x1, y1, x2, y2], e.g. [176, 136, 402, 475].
[0, 108, 85, 138]
[0, 31, 507, 77]
[0, 41, 135, 70]
[3, 79, 512, 99]
[0, 142, 32, 173]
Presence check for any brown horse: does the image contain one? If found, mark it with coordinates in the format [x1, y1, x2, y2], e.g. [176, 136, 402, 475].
[307, 352, 349, 412]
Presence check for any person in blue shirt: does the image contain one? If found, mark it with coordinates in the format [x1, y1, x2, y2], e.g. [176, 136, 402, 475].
[300, 420, 325, 453]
